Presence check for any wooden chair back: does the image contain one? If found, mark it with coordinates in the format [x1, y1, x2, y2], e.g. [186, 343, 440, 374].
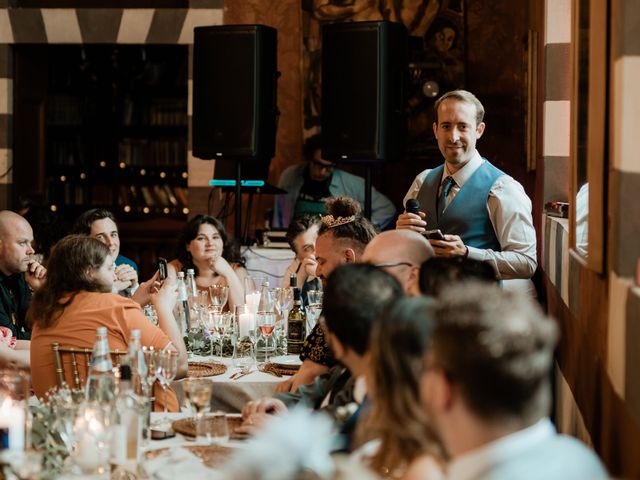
[52, 342, 126, 390]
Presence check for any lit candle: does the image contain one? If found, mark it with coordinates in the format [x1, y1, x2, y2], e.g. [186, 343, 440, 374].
[0, 397, 25, 451]
[72, 408, 105, 472]
[238, 313, 255, 337]
[245, 292, 261, 314]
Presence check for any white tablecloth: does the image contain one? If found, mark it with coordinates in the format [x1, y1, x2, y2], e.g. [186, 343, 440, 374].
[172, 355, 293, 413]
[241, 246, 295, 287]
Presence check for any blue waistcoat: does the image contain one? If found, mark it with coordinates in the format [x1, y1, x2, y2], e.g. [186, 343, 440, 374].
[416, 160, 504, 251]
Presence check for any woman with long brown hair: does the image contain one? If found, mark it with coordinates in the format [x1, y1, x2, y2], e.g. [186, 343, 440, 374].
[356, 297, 446, 479]
[29, 235, 187, 410]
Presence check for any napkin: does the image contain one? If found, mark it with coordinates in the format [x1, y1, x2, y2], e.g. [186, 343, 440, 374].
[143, 447, 221, 480]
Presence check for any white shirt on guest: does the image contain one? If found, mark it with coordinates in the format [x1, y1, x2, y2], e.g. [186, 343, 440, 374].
[447, 418, 607, 480]
[403, 151, 537, 291]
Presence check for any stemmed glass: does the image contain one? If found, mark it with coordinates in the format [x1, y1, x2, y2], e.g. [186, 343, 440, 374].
[182, 379, 213, 443]
[155, 350, 179, 427]
[279, 287, 294, 320]
[305, 289, 323, 335]
[209, 284, 229, 311]
[256, 311, 277, 363]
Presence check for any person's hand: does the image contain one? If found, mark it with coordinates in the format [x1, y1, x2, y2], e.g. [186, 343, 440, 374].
[24, 259, 46, 291]
[396, 211, 427, 232]
[241, 397, 288, 419]
[115, 264, 138, 289]
[274, 376, 295, 393]
[300, 256, 318, 279]
[150, 276, 178, 313]
[131, 271, 161, 307]
[235, 412, 273, 435]
[210, 255, 234, 277]
[429, 234, 468, 258]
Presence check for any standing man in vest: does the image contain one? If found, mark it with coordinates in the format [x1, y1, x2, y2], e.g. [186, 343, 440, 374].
[396, 90, 537, 295]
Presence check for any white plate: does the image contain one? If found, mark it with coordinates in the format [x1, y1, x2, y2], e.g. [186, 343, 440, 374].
[269, 355, 302, 367]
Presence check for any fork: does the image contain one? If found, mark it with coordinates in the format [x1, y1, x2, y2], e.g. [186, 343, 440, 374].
[230, 365, 252, 380]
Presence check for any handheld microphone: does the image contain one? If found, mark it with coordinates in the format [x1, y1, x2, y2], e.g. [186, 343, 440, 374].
[405, 198, 421, 215]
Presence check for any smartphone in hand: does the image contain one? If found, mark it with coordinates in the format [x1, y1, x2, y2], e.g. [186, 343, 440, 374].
[157, 258, 168, 281]
[424, 229, 446, 241]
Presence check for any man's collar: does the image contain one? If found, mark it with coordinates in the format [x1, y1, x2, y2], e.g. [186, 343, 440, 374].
[448, 418, 555, 480]
[443, 150, 484, 188]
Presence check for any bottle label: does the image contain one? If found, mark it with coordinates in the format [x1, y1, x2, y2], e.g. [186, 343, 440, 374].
[287, 320, 304, 354]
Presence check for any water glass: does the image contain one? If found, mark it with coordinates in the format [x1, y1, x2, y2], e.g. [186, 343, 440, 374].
[305, 304, 323, 332]
[200, 411, 229, 445]
[182, 379, 213, 443]
[307, 289, 323, 306]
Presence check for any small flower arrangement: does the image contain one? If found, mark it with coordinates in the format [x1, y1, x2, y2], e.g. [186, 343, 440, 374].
[30, 386, 82, 479]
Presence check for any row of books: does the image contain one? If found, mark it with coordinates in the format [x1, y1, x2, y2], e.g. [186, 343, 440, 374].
[118, 184, 188, 209]
[122, 98, 188, 127]
[119, 138, 187, 166]
[47, 183, 188, 210]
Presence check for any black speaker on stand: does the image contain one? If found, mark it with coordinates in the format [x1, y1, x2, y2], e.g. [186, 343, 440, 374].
[321, 21, 408, 219]
[192, 25, 278, 241]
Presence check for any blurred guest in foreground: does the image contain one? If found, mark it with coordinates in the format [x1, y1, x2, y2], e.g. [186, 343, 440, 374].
[421, 282, 607, 479]
[29, 235, 187, 411]
[281, 213, 322, 301]
[168, 214, 247, 309]
[276, 196, 377, 393]
[355, 296, 445, 479]
[73, 209, 139, 295]
[240, 263, 403, 452]
[419, 256, 497, 297]
[362, 229, 434, 297]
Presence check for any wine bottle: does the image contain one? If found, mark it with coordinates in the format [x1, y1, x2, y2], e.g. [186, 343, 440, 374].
[287, 287, 306, 354]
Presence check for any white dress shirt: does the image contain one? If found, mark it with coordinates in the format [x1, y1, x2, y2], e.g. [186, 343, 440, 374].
[404, 151, 537, 285]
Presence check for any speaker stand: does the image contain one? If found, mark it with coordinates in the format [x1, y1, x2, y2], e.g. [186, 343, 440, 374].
[364, 163, 372, 221]
[235, 159, 243, 242]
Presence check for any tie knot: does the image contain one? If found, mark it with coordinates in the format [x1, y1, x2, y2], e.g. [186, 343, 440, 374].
[442, 176, 456, 195]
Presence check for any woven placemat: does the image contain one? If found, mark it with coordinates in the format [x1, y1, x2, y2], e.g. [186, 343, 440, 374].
[172, 416, 246, 440]
[188, 361, 227, 377]
[262, 362, 299, 376]
[145, 444, 233, 468]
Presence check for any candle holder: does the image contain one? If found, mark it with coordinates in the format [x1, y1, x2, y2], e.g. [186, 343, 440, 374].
[0, 369, 30, 453]
[233, 305, 255, 369]
[68, 402, 111, 476]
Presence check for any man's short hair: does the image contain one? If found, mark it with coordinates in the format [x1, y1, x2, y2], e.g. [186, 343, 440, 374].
[434, 89, 485, 126]
[323, 263, 403, 356]
[72, 209, 117, 236]
[302, 133, 323, 162]
[431, 282, 558, 422]
[419, 257, 497, 297]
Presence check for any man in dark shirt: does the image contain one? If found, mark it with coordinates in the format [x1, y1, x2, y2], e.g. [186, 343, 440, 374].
[0, 210, 47, 340]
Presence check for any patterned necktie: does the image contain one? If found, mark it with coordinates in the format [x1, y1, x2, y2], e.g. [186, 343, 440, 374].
[439, 176, 456, 217]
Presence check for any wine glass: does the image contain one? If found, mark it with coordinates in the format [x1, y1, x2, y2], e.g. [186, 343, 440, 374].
[201, 306, 223, 358]
[305, 304, 323, 332]
[155, 350, 179, 426]
[182, 379, 213, 443]
[209, 284, 229, 311]
[256, 311, 277, 363]
[279, 287, 294, 319]
[306, 289, 323, 307]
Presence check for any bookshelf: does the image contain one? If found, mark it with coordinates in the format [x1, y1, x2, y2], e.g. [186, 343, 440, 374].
[27, 44, 189, 220]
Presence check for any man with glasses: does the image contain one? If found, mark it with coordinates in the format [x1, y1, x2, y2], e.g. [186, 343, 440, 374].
[361, 229, 434, 297]
[273, 134, 396, 229]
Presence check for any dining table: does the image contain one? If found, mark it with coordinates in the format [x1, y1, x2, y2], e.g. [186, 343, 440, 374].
[171, 354, 300, 413]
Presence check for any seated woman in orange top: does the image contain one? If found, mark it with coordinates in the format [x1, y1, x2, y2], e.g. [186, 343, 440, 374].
[168, 215, 247, 309]
[29, 235, 188, 411]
